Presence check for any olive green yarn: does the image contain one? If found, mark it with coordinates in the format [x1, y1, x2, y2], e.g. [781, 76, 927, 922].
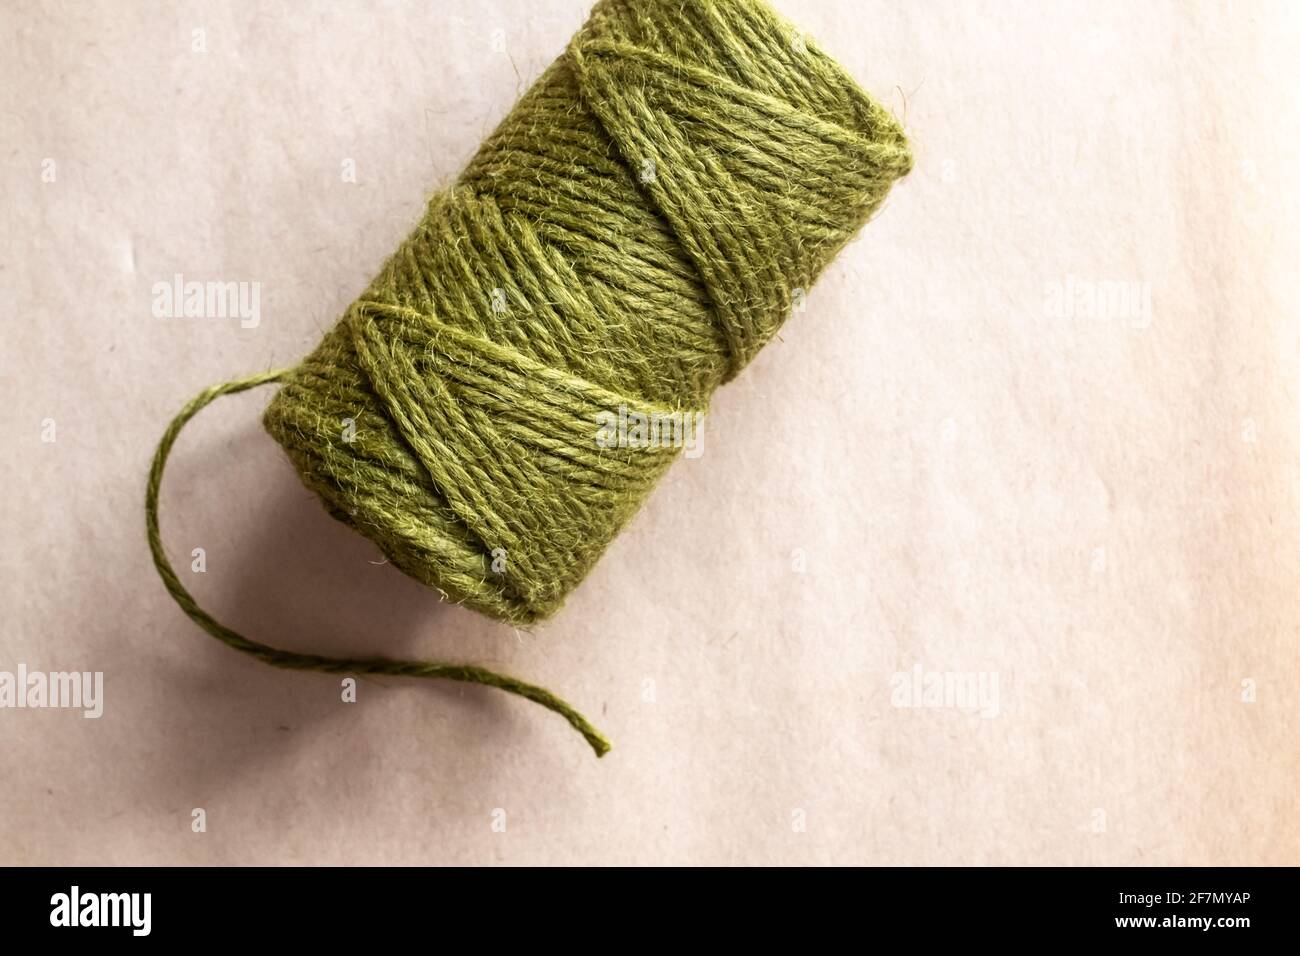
[148, 0, 910, 756]
[263, 0, 912, 624]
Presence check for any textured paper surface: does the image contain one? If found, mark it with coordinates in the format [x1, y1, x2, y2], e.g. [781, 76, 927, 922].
[1, 0, 1297, 865]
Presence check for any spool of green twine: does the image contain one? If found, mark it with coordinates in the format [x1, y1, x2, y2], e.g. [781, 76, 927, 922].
[147, 0, 912, 756]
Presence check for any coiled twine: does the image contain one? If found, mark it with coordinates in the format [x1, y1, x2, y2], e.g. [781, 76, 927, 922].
[149, 0, 912, 755]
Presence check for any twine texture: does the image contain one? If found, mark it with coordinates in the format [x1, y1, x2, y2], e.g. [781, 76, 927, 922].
[149, 0, 911, 755]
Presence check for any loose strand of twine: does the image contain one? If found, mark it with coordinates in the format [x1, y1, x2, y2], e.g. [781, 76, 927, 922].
[145, 371, 612, 758]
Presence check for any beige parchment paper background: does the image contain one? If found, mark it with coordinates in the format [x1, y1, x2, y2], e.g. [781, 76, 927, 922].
[1, 0, 1297, 864]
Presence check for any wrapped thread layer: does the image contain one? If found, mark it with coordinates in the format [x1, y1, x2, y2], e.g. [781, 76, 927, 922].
[263, 0, 912, 625]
